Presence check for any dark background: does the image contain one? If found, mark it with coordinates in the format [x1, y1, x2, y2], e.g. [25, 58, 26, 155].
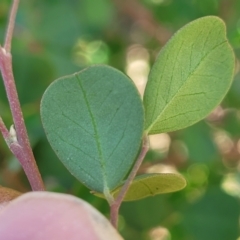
[0, 0, 240, 239]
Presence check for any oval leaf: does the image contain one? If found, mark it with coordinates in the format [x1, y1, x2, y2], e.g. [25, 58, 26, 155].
[144, 16, 235, 134]
[93, 173, 186, 201]
[40, 65, 144, 193]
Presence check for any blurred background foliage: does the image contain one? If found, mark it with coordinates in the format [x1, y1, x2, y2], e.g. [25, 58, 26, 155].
[0, 0, 240, 239]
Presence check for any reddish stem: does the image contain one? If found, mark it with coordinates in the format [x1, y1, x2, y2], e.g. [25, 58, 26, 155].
[0, 117, 9, 138]
[0, 48, 44, 191]
[0, 0, 44, 191]
[4, 0, 19, 53]
[110, 134, 149, 227]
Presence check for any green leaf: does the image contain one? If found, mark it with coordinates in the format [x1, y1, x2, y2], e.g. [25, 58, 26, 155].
[40, 65, 144, 193]
[93, 173, 186, 201]
[144, 16, 235, 134]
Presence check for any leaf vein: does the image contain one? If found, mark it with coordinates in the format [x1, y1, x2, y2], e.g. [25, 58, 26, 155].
[75, 74, 108, 189]
[147, 40, 227, 132]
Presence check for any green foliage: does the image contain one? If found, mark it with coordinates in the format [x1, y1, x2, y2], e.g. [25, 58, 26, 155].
[1, 1, 239, 239]
[41, 16, 234, 203]
[94, 173, 186, 201]
[182, 187, 240, 240]
[179, 121, 219, 163]
[144, 16, 234, 134]
[40, 65, 144, 193]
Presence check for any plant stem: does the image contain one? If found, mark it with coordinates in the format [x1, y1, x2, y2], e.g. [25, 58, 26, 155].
[0, 117, 9, 139]
[0, 0, 44, 191]
[110, 133, 149, 228]
[4, 0, 19, 53]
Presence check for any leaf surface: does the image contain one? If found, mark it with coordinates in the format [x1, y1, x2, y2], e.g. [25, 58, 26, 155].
[41, 65, 144, 193]
[93, 173, 186, 201]
[144, 16, 235, 134]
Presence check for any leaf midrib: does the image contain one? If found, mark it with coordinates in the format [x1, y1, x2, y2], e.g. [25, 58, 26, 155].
[146, 40, 227, 133]
[75, 74, 108, 191]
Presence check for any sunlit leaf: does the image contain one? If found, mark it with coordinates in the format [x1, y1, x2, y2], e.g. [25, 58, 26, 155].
[93, 173, 186, 201]
[40, 65, 144, 193]
[144, 16, 235, 134]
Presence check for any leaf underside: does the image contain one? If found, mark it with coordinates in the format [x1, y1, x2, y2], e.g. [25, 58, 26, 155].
[93, 173, 187, 201]
[40, 65, 144, 193]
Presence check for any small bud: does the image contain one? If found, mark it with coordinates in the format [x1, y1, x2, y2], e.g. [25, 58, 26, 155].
[1, 47, 7, 55]
[9, 125, 17, 143]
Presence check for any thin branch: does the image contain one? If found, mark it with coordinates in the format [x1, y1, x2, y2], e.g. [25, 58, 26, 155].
[0, 49, 44, 191]
[4, 0, 20, 53]
[0, 117, 9, 139]
[110, 133, 149, 227]
[0, 0, 45, 191]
